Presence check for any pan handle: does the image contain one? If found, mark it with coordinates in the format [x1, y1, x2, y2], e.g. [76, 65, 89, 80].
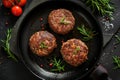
[90, 65, 112, 80]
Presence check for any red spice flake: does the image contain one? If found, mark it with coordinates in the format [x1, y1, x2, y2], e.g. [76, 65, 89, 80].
[41, 24, 44, 27]
[114, 46, 117, 49]
[72, 30, 75, 33]
[61, 39, 64, 43]
[42, 27, 45, 30]
[5, 21, 9, 26]
[40, 17, 43, 21]
[41, 24, 45, 30]
[7, 12, 10, 15]
[40, 64, 43, 68]
[49, 63, 53, 68]
[105, 17, 110, 21]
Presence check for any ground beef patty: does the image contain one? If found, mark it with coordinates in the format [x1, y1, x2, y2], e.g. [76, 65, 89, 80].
[29, 31, 57, 56]
[48, 9, 75, 35]
[61, 39, 88, 67]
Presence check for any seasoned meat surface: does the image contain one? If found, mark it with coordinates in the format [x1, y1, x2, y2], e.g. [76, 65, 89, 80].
[61, 39, 88, 67]
[29, 31, 57, 56]
[48, 9, 75, 35]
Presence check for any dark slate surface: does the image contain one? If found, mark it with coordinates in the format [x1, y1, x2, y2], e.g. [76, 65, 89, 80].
[0, 0, 120, 80]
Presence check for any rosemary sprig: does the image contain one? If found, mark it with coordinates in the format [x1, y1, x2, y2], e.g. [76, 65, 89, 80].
[86, 0, 114, 20]
[114, 35, 120, 44]
[113, 56, 120, 69]
[60, 16, 71, 25]
[51, 57, 65, 72]
[1, 29, 18, 62]
[39, 42, 48, 49]
[77, 24, 95, 41]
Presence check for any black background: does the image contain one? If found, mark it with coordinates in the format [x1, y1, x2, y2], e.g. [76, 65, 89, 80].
[0, 0, 120, 80]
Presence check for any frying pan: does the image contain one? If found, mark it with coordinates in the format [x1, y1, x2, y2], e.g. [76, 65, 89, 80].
[10, 0, 111, 80]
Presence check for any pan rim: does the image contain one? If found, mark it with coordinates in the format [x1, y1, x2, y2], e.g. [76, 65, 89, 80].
[12, 0, 103, 80]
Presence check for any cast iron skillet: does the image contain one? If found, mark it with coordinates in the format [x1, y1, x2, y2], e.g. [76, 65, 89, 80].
[10, 0, 111, 80]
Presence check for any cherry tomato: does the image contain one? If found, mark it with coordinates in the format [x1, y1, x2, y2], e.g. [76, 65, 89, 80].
[2, 0, 15, 8]
[11, 5, 22, 16]
[15, 0, 27, 7]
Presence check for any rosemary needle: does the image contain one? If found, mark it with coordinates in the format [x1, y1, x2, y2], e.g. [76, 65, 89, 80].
[60, 16, 71, 25]
[73, 46, 80, 54]
[113, 56, 120, 69]
[115, 35, 120, 44]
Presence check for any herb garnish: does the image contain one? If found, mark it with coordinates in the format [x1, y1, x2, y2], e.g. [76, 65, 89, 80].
[86, 0, 114, 20]
[60, 16, 71, 25]
[17, 0, 20, 2]
[39, 42, 48, 49]
[113, 56, 120, 69]
[73, 46, 80, 54]
[51, 57, 65, 72]
[115, 35, 120, 44]
[77, 24, 95, 41]
[1, 29, 18, 62]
